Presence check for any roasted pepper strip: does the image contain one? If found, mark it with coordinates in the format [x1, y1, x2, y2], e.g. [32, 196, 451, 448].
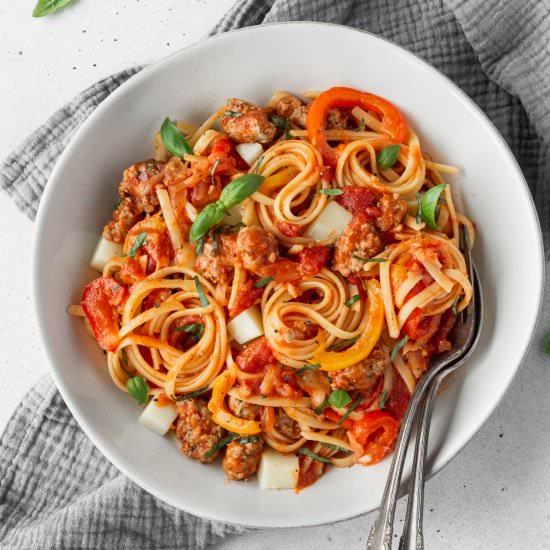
[307, 86, 408, 166]
[208, 370, 262, 435]
[312, 279, 384, 371]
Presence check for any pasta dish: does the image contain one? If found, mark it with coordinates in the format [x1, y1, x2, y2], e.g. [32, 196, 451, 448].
[69, 86, 474, 491]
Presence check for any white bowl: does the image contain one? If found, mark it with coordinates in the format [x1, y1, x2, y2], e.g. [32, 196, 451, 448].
[32, 22, 544, 528]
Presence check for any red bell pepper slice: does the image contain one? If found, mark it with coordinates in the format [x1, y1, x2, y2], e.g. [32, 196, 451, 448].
[351, 410, 399, 466]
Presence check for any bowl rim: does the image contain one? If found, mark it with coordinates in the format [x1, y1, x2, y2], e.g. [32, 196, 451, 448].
[31, 21, 545, 528]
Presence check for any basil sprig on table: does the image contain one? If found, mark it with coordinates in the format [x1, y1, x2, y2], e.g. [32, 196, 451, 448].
[161, 118, 193, 157]
[32, 0, 73, 17]
[376, 144, 400, 170]
[189, 174, 264, 241]
[127, 376, 149, 405]
[417, 183, 446, 230]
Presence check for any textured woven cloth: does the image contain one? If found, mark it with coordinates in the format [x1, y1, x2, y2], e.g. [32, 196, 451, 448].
[1, 0, 549, 548]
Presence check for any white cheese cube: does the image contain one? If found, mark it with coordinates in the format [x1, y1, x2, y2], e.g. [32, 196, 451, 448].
[223, 205, 242, 226]
[258, 449, 299, 490]
[235, 142, 264, 167]
[227, 306, 264, 345]
[139, 398, 178, 435]
[90, 237, 123, 272]
[305, 200, 352, 242]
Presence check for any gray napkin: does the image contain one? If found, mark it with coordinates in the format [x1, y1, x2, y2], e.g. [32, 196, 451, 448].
[1, 1, 548, 548]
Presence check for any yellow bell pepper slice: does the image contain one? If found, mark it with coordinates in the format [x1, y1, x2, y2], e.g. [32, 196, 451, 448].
[208, 370, 262, 435]
[312, 279, 384, 372]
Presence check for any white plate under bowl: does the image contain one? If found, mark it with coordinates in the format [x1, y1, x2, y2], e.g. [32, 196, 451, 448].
[32, 22, 544, 528]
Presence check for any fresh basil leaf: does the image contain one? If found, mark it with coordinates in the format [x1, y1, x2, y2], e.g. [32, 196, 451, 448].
[376, 144, 400, 170]
[161, 118, 192, 157]
[345, 294, 361, 307]
[126, 376, 149, 405]
[390, 335, 409, 362]
[219, 174, 264, 210]
[269, 115, 292, 139]
[328, 336, 359, 351]
[127, 231, 148, 258]
[313, 398, 330, 415]
[299, 447, 332, 464]
[193, 276, 209, 307]
[296, 363, 321, 375]
[173, 322, 204, 341]
[337, 396, 362, 426]
[176, 386, 210, 401]
[203, 432, 239, 459]
[420, 184, 446, 230]
[320, 442, 353, 453]
[224, 111, 243, 118]
[329, 389, 352, 409]
[378, 388, 388, 409]
[416, 193, 423, 225]
[32, 0, 72, 17]
[189, 202, 226, 242]
[254, 276, 273, 289]
[544, 334, 550, 356]
[210, 158, 221, 185]
[319, 188, 343, 196]
[352, 255, 388, 263]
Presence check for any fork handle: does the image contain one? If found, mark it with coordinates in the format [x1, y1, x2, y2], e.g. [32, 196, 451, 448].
[399, 371, 445, 550]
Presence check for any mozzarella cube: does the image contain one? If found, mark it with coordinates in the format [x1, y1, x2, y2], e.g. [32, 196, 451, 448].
[258, 449, 299, 490]
[227, 306, 264, 345]
[139, 398, 178, 435]
[224, 205, 243, 226]
[90, 237, 123, 272]
[305, 201, 352, 242]
[235, 142, 264, 167]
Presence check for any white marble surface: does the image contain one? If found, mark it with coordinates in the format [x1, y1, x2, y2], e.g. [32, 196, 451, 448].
[1, 2, 549, 549]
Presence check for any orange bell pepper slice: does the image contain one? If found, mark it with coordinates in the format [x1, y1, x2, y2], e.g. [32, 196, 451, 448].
[312, 279, 384, 371]
[307, 86, 408, 166]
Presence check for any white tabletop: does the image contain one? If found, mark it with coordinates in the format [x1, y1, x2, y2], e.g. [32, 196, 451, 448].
[1, 2, 549, 549]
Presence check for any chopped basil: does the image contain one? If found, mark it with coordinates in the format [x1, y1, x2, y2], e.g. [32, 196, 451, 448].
[378, 388, 388, 409]
[356, 118, 366, 132]
[126, 376, 149, 405]
[254, 276, 274, 289]
[176, 386, 210, 401]
[416, 193, 423, 225]
[173, 322, 204, 341]
[224, 111, 243, 118]
[297, 363, 321, 375]
[328, 336, 359, 351]
[544, 334, 550, 356]
[196, 236, 205, 256]
[269, 115, 292, 139]
[390, 335, 409, 362]
[353, 254, 388, 263]
[345, 294, 361, 307]
[376, 144, 400, 170]
[319, 188, 344, 196]
[254, 154, 264, 174]
[337, 396, 363, 426]
[121, 348, 128, 365]
[203, 433, 239, 459]
[160, 118, 193, 157]
[194, 276, 209, 307]
[329, 389, 352, 409]
[320, 442, 353, 453]
[236, 435, 260, 444]
[32, 0, 73, 17]
[210, 158, 221, 185]
[114, 197, 123, 210]
[419, 184, 446, 230]
[313, 398, 330, 415]
[452, 295, 461, 316]
[299, 447, 332, 464]
[127, 231, 148, 258]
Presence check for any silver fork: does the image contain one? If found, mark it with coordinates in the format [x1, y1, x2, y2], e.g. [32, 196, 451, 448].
[367, 227, 482, 550]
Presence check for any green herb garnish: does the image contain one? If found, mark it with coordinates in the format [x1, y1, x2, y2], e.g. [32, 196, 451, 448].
[337, 396, 363, 426]
[126, 376, 149, 405]
[416, 193, 423, 224]
[376, 144, 400, 170]
[254, 155, 264, 174]
[173, 322, 204, 341]
[299, 447, 332, 464]
[390, 335, 409, 362]
[196, 236, 205, 256]
[176, 386, 210, 401]
[353, 254, 388, 263]
[378, 388, 388, 409]
[269, 115, 292, 139]
[210, 158, 221, 185]
[319, 188, 344, 196]
[296, 363, 321, 375]
[452, 295, 461, 316]
[327, 336, 359, 351]
[320, 442, 353, 453]
[194, 276, 209, 307]
[313, 398, 330, 415]
[329, 389, 352, 409]
[236, 435, 260, 444]
[356, 118, 365, 132]
[419, 184, 446, 230]
[224, 111, 243, 118]
[345, 294, 361, 307]
[189, 174, 264, 242]
[121, 348, 128, 365]
[32, 0, 73, 17]
[203, 433, 239, 459]
[127, 231, 148, 258]
[161, 118, 193, 157]
[254, 276, 274, 289]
